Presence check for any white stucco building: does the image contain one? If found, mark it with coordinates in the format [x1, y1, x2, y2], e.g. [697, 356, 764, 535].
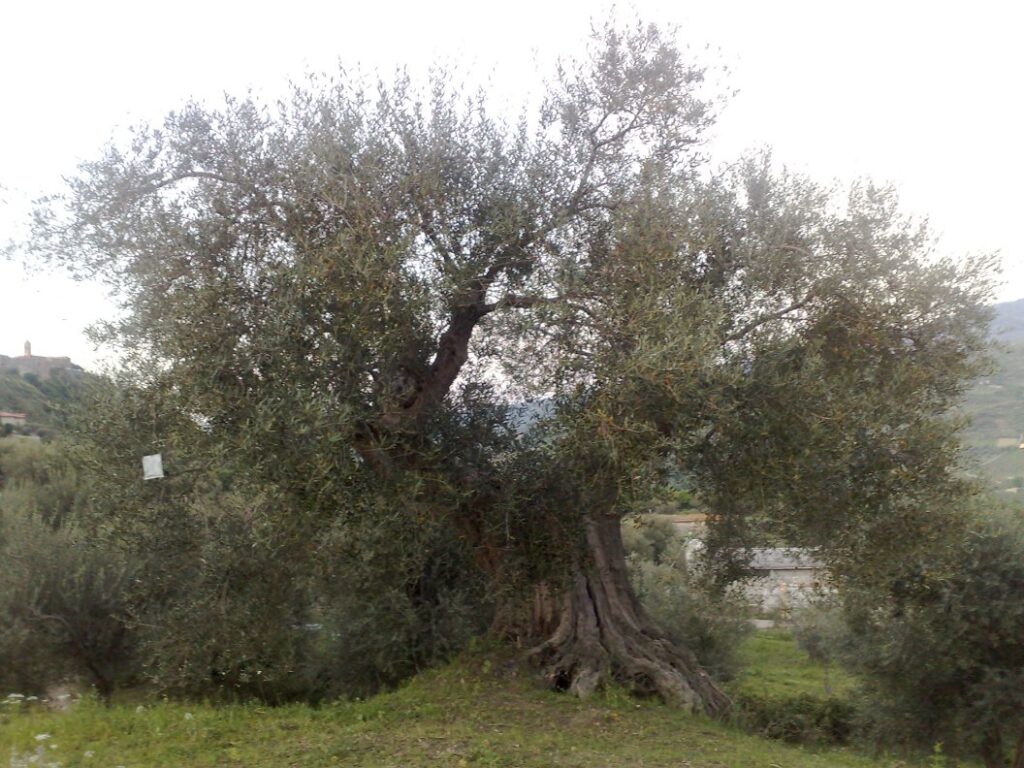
[0, 411, 27, 426]
[744, 548, 826, 613]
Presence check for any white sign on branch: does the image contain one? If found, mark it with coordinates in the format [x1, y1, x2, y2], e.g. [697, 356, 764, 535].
[142, 454, 164, 480]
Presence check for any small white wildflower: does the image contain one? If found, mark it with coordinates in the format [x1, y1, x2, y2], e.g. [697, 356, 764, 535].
[26, 696, 38, 702]
[34, 734, 51, 742]
[7, 692, 25, 699]
[183, 712, 194, 721]
[135, 704, 145, 713]
[83, 751, 95, 758]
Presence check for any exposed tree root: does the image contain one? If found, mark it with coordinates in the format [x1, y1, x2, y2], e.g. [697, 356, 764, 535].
[527, 513, 731, 718]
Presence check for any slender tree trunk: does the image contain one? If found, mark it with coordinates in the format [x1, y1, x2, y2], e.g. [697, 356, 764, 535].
[1011, 729, 1024, 768]
[527, 512, 730, 717]
[981, 726, 1005, 768]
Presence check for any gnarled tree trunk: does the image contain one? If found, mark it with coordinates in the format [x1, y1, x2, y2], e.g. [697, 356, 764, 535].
[356, 267, 729, 718]
[527, 512, 730, 717]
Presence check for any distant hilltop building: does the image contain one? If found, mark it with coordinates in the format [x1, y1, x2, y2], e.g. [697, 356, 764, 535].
[0, 341, 80, 378]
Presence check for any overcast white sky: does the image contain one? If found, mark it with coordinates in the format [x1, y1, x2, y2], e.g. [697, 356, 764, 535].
[1, 0, 1021, 370]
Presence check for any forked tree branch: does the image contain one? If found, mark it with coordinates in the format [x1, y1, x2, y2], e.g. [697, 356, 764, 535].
[723, 294, 814, 343]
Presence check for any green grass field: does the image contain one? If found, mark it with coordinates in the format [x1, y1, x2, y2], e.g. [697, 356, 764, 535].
[1, 637, 938, 768]
[731, 630, 855, 700]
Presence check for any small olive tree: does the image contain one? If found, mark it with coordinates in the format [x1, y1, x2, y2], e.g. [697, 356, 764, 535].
[0, 442, 134, 700]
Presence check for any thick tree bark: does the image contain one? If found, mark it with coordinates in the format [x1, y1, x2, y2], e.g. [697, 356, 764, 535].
[527, 512, 731, 717]
[1012, 729, 1024, 768]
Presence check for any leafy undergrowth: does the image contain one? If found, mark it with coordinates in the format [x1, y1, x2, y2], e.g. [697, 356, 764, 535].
[2, 646, 929, 768]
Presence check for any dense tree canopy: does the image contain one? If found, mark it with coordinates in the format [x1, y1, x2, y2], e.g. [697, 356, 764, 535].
[24, 20, 995, 713]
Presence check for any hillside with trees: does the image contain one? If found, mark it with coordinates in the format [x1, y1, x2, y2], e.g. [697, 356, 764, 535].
[962, 299, 1024, 494]
[0, 368, 97, 437]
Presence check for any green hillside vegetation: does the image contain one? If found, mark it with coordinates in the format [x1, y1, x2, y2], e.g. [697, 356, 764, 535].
[961, 339, 1024, 493]
[0, 645, 937, 768]
[0, 369, 97, 436]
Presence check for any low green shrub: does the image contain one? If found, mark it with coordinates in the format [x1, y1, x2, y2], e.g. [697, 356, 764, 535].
[730, 628, 858, 746]
[119, 490, 489, 703]
[0, 509, 135, 699]
[0, 433, 489, 705]
[732, 690, 855, 744]
[0, 438, 136, 699]
[838, 503, 1024, 768]
[298, 514, 491, 701]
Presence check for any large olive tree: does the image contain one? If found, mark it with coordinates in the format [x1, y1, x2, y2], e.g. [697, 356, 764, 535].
[24, 21, 994, 714]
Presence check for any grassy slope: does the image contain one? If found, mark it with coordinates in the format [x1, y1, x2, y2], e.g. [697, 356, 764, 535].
[730, 631, 855, 701]
[1, 645, 929, 768]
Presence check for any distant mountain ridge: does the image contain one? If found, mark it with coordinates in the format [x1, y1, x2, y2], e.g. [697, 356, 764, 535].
[993, 298, 1024, 343]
